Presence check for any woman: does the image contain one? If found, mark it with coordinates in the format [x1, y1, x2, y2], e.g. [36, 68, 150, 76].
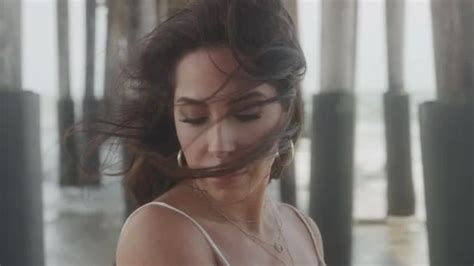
[111, 0, 326, 265]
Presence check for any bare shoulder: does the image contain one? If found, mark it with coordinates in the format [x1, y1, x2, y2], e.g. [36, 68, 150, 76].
[300, 212, 325, 257]
[276, 202, 325, 261]
[115, 202, 215, 266]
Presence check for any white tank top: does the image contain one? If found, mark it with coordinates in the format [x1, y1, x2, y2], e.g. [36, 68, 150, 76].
[119, 201, 326, 266]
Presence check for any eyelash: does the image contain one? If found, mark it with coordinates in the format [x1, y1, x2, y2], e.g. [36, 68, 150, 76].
[180, 113, 262, 125]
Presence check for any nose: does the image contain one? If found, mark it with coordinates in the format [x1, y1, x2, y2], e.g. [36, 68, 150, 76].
[207, 120, 237, 160]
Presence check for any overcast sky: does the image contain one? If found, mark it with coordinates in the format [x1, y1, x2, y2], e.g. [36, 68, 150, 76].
[21, 0, 435, 99]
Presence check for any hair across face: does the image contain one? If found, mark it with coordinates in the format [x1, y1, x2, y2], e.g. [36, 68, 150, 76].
[93, 0, 306, 205]
[173, 47, 286, 201]
[174, 47, 283, 164]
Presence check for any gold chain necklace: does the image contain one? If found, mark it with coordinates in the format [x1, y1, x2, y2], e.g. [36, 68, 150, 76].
[188, 183, 293, 265]
[216, 197, 284, 253]
[215, 198, 269, 224]
[188, 183, 283, 251]
[183, 183, 267, 224]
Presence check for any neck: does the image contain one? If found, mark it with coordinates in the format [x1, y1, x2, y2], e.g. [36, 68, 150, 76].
[182, 179, 270, 234]
[214, 186, 269, 233]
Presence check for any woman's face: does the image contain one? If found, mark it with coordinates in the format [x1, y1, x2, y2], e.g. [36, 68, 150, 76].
[173, 47, 284, 202]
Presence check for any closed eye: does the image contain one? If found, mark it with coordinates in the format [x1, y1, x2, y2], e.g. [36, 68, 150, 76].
[179, 117, 208, 125]
[231, 104, 262, 122]
[234, 113, 261, 122]
[179, 102, 263, 126]
[179, 112, 261, 126]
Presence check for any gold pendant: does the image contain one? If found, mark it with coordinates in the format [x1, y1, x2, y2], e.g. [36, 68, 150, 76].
[274, 242, 284, 253]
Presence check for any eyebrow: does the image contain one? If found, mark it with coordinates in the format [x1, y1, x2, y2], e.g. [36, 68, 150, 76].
[175, 91, 267, 106]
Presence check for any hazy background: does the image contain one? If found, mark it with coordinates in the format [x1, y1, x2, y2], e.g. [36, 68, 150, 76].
[22, 0, 436, 220]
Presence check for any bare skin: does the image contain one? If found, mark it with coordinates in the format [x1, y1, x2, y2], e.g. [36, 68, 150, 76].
[117, 183, 323, 265]
[165, 182, 324, 265]
[116, 47, 324, 265]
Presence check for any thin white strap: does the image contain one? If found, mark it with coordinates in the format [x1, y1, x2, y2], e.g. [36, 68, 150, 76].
[121, 202, 230, 266]
[282, 203, 326, 265]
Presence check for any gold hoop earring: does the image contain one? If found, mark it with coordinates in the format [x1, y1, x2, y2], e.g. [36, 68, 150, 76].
[177, 150, 185, 167]
[286, 141, 295, 165]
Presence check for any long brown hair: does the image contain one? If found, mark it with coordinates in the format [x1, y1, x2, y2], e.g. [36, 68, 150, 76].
[79, 0, 306, 206]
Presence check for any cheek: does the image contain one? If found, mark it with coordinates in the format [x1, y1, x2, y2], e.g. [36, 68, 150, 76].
[174, 109, 201, 148]
[174, 113, 193, 150]
[174, 117, 207, 167]
[174, 122, 192, 148]
[240, 105, 283, 142]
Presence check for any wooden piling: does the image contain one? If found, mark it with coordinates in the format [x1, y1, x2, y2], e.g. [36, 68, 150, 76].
[56, 0, 79, 186]
[0, 2, 44, 265]
[0, 92, 45, 266]
[309, 1, 358, 265]
[80, 0, 101, 186]
[0, 0, 22, 91]
[384, 0, 415, 217]
[420, 1, 474, 264]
